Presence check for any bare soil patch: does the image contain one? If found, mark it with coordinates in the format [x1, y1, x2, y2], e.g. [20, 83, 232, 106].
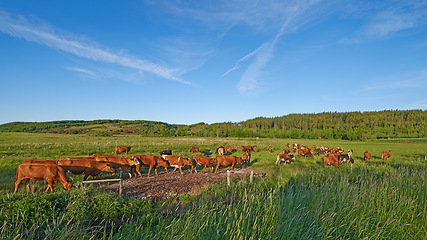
[105, 169, 266, 200]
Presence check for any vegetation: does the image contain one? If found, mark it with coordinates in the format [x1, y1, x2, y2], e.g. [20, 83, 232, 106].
[1, 109, 426, 140]
[0, 132, 426, 239]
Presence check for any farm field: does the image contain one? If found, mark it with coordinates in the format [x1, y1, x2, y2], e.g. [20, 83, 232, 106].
[0, 132, 426, 239]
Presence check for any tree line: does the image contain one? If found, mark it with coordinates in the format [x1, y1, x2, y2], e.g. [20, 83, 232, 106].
[0, 110, 425, 140]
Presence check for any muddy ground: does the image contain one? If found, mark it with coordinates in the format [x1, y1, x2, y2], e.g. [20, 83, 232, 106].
[105, 168, 266, 200]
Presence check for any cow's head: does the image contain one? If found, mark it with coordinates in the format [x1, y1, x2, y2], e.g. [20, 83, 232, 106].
[127, 157, 139, 165]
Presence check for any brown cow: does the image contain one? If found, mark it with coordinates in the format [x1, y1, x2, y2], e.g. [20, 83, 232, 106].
[381, 150, 392, 160]
[162, 155, 194, 175]
[92, 154, 139, 178]
[282, 149, 290, 154]
[252, 145, 258, 152]
[192, 155, 216, 172]
[58, 157, 115, 181]
[216, 146, 225, 155]
[132, 155, 169, 177]
[189, 147, 200, 153]
[276, 153, 295, 166]
[298, 148, 313, 158]
[323, 154, 340, 168]
[15, 164, 71, 193]
[232, 145, 238, 151]
[268, 146, 273, 152]
[241, 146, 252, 152]
[21, 159, 57, 165]
[115, 146, 132, 155]
[215, 155, 243, 172]
[242, 152, 251, 166]
[224, 145, 232, 153]
[364, 151, 371, 161]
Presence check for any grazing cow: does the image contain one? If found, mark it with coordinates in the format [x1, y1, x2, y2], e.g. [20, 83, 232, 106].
[15, 164, 71, 193]
[58, 157, 115, 181]
[338, 149, 354, 164]
[162, 155, 194, 175]
[242, 152, 251, 166]
[268, 146, 273, 152]
[215, 155, 243, 172]
[285, 143, 291, 148]
[224, 145, 232, 153]
[252, 146, 258, 152]
[216, 146, 225, 155]
[282, 149, 290, 154]
[192, 155, 216, 172]
[241, 146, 252, 152]
[158, 150, 172, 158]
[189, 147, 200, 153]
[115, 146, 132, 155]
[232, 145, 238, 151]
[381, 150, 392, 160]
[298, 148, 313, 158]
[132, 155, 169, 177]
[364, 151, 371, 161]
[323, 154, 340, 168]
[92, 154, 139, 178]
[290, 147, 297, 153]
[276, 153, 295, 166]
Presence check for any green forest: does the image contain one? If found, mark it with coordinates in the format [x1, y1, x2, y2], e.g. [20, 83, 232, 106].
[1, 110, 426, 140]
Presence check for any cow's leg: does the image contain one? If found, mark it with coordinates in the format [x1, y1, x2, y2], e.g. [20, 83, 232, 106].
[14, 178, 24, 193]
[172, 167, 177, 173]
[164, 167, 168, 174]
[178, 167, 183, 175]
[45, 179, 54, 192]
[147, 166, 153, 177]
[135, 165, 142, 177]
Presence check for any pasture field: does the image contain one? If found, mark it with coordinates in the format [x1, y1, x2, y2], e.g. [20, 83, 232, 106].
[0, 132, 426, 239]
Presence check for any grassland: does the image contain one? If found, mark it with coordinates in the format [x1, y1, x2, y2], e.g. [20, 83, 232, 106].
[0, 132, 426, 239]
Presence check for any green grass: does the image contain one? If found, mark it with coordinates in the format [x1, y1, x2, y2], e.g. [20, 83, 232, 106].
[0, 133, 426, 239]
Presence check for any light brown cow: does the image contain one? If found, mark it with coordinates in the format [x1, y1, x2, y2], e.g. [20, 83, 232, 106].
[364, 151, 371, 161]
[162, 155, 194, 175]
[192, 155, 216, 172]
[189, 147, 200, 153]
[115, 146, 132, 155]
[217, 146, 225, 155]
[132, 155, 169, 177]
[323, 154, 340, 168]
[92, 154, 139, 178]
[58, 157, 115, 181]
[15, 164, 71, 193]
[381, 150, 392, 160]
[215, 155, 243, 172]
[276, 153, 295, 166]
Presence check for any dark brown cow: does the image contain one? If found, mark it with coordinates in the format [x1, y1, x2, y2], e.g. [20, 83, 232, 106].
[162, 155, 193, 175]
[189, 147, 200, 153]
[215, 155, 243, 172]
[15, 164, 71, 193]
[268, 146, 273, 152]
[364, 151, 371, 161]
[381, 150, 392, 160]
[115, 146, 132, 155]
[132, 155, 169, 177]
[323, 154, 340, 168]
[242, 152, 251, 165]
[58, 157, 114, 181]
[192, 155, 216, 172]
[276, 153, 295, 166]
[92, 154, 139, 178]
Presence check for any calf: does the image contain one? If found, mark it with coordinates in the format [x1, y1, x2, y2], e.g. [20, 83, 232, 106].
[15, 164, 71, 193]
[276, 153, 295, 166]
[364, 151, 371, 161]
[381, 150, 392, 160]
[115, 146, 132, 155]
[215, 155, 243, 172]
[132, 155, 169, 177]
[323, 154, 340, 168]
[192, 155, 216, 172]
[162, 155, 193, 175]
[268, 146, 273, 152]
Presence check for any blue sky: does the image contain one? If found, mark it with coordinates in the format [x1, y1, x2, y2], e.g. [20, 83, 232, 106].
[1, 1, 426, 125]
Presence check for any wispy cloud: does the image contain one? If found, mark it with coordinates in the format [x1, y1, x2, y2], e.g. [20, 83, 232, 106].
[66, 67, 98, 78]
[0, 9, 191, 85]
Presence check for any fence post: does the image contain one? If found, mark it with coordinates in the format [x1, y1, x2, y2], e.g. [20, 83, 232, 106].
[250, 170, 254, 184]
[119, 171, 123, 196]
[227, 170, 231, 187]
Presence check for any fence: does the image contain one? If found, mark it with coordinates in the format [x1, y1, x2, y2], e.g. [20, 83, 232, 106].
[81, 171, 124, 195]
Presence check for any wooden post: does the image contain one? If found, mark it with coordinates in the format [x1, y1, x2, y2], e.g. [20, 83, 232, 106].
[351, 163, 353, 173]
[227, 170, 231, 187]
[119, 171, 123, 196]
[425, 155, 426, 161]
[250, 170, 254, 184]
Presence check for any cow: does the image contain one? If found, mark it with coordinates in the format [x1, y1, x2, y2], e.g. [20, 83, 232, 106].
[132, 155, 169, 177]
[232, 145, 238, 151]
[216, 146, 225, 155]
[58, 157, 115, 181]
[276, 153, 295, 166]
[381, 150, 392, 160]
[189, 147, 199, 153]
[224, 145, 232, 153]
[215, 155, 243, 173]
[282, 149, 290, 154]
[338, 149, 354, 164]
[92, 154, 139, 178]
[162, 155, 194, 175]
[21, 159, 57, 165]
[323, 154, 340, 168]
[268, 146, 273, 152]
[242, 152, 251, 166]
[115, 146, 132, 155]
[364, 151, 372, 161]
[285, 143, 291, 148]
[14, 164, 71, 193]
[298, 148, 313, 158]
[192, 155, 216, 172]
[252, 146, 258, 152]
[241, 146, 252, 152]
[158, 150, 172, 158]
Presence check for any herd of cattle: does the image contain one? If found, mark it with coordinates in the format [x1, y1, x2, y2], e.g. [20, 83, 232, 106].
[14, 144, 392, 193]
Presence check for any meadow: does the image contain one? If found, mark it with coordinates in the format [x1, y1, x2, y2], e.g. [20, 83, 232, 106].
[0, 132, 426, 239]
